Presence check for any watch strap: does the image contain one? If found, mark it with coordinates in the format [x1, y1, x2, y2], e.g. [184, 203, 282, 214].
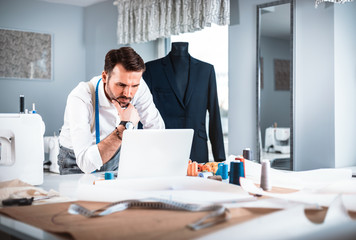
[119, 121, 128, 127]
[119, 121, 133, 130]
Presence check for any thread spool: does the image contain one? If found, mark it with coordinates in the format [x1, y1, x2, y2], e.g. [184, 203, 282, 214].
[235, 156, 246, 178]
[243, 148, 252, 160]
[260, 160, 271, 191]
[105, 172, 114, 180]
[221, 163, 228, 180]
[229, 161, 245, 185]
[215, 163, 222, 176]
[19, 95, 25, 113]
[216, 163, 228, 180]
[198, 171, 213, 178]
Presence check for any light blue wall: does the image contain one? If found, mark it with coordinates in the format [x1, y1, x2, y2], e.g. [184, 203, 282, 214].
[84, 1, 159, 81]
[228, 0, 269, 160]
[0, 0, 158, 136]
[229, 0, 355, 170]
[0, 0, 85, 136]
[294, 0, 335, 170]
[260, 36, 290, 147]
[1, 0, 355, 169]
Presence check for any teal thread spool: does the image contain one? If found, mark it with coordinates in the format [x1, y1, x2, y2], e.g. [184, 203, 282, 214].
[105, 172, 114, 180]
[221, 163, 228, 180]
[216, 163, 223, 176]
[216, 163, 228, 180]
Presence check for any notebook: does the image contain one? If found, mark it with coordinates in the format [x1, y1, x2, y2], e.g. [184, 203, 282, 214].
[117, 129, 194, 179]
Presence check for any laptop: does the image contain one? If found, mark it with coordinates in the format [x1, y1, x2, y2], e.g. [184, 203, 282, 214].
[117, 129, 194, 179]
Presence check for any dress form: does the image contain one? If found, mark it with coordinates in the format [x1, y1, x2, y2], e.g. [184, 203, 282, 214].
[169, 42, 190, 100]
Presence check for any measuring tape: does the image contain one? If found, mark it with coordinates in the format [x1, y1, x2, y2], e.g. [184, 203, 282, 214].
[68, 198, 230, 230]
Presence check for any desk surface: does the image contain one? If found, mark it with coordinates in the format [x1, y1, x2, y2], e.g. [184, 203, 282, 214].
[0, 172, 99, 240]
[1, 172, 356, 240]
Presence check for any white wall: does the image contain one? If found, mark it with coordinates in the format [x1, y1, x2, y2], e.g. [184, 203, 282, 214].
[294, 0, 335, 170]
[294, 0, 356, 170]
[334, 3, 356, 168]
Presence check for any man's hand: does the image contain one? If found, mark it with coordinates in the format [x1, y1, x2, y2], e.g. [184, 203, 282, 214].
[113, 101, 140, 126]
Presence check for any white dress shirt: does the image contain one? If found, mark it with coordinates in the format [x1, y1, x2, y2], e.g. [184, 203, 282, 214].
[59, 76, 165, 173]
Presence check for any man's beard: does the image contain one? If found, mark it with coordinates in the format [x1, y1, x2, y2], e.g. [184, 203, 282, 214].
[113, 96, 132, 108]
[106, 84, 132, 108]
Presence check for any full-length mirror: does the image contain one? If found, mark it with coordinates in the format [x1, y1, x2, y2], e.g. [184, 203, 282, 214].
[256, 0, 293, 170]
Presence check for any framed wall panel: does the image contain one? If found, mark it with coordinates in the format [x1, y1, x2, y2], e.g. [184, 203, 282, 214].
[0, 28, 53, 80]
[274, 59, 290, 91]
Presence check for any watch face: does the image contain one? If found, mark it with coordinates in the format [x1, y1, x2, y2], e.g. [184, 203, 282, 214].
[125, 121, 134, 130]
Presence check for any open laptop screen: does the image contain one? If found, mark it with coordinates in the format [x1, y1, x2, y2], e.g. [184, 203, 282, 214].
[117, 129, 194, 179]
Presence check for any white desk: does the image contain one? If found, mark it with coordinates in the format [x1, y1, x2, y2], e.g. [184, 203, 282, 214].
[1, 172, 356, 240]
[0, 214, 62, 240]
[40, 171, 105, 199]
[0, 172, 100, 240]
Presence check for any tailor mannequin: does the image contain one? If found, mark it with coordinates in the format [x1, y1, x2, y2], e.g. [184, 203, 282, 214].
[143, 42, 226, 163]
[169, 42, 190, 100]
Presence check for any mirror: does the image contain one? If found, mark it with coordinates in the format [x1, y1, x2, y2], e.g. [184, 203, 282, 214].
[256, 0, 293, 170]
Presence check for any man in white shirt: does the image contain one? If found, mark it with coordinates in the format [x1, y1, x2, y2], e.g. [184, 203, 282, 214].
[58, 47, 165, 174]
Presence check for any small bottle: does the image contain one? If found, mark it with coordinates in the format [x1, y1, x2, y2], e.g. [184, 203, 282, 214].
[32, 103, 37, 114]
[19, 95, 25, 113]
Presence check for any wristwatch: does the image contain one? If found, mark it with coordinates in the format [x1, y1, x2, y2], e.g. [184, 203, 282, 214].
[119, 121, 134, 130]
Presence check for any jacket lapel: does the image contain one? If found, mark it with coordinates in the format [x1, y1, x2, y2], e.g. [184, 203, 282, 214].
[184, 56, 199, 106]
[162, 56, 185, 108]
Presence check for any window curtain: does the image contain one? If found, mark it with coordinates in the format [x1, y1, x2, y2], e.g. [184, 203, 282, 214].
[113, 0, 230, 44]
[315, 0, 354, 7]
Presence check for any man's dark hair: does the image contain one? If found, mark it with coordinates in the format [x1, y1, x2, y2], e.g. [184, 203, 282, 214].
[104, 47, 145, 77]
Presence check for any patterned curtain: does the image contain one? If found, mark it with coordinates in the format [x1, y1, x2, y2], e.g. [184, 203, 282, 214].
[113, 0, 230, 44]
[315, 0, 354, 7]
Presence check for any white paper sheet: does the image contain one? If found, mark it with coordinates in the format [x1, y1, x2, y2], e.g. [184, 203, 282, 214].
[199, 196, 356, 240]
[232, 156, 353, 191]
[240, 177, 336, 208]
[341, 194, 356, 212]
[240, 177, 356, 213]
[76, 176, 256, 204]
[224, 197, 301, 209]
[317, 179, 356, 194]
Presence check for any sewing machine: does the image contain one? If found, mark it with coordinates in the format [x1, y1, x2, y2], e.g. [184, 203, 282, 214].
[0, 113, 45, 185]
[264, 127, 290, 154]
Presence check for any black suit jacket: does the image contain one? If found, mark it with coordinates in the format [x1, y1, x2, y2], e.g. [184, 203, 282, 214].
[143, 55, 226, 163]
